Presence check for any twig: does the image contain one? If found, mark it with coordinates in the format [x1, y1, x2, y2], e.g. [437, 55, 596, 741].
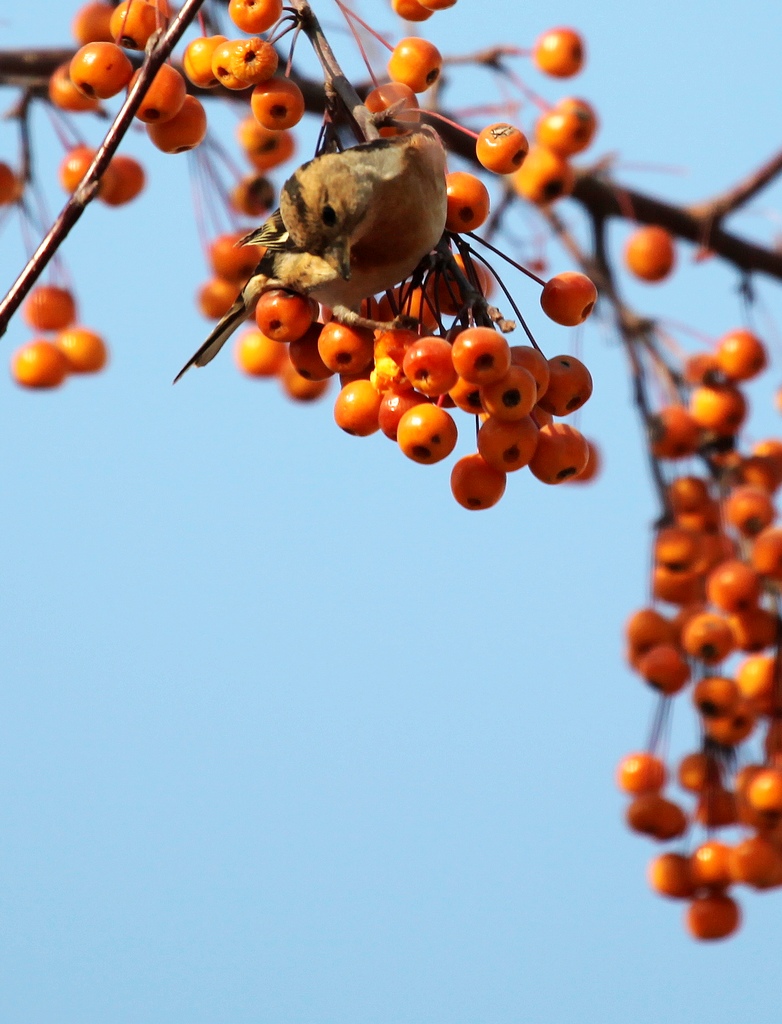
[0, 0, 208, 338]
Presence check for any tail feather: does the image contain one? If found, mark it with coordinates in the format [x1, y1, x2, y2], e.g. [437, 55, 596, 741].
[173, 297, 249, 384]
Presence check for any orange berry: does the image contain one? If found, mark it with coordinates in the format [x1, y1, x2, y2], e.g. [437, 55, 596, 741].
[238, 119, 296, 171]
[11, 340, 70, 389]
[318, 322, 375, 375]
[625, 607, 676, 658]
[208, 231, 261, 283]
[450, 453, 506, 510]
[445, 172, 490, 232]
[736, 655, 776, 712]
[23, 285, 77, 331]
[752, 527, 782, 582]
[209, 39, 247, 90]
[129, 63, 186, 123]
[0, 162, 21, 204]
[626, 793, 687, 841]
[684, 351, 721, 386]
[729, 836, 782, 888]
[690, 841, 732, 889]
[58, 146, 97, 194]
[534, 401, 554, 425]
[451, 327, 511, 386]
[512, 145, 574, 205]
[528, 422, 589, 484]
[648, 853, 695, 900]
[533, 27, 584, 78]
[686, 894, 740, 942]
[476, 123, 529, 175]
[230, 174, 275, 217]
[147, 95, 207, 153]
[288, 324, 333, 381]
[536, 354, 592, 415]
[668, 475, 710, 515]
[540, 272, 597, 326]
[402, 336, 457, 396]
[198, 279, 240, 319]
[677, 751, 719, 793]
[378, 388, 430, 441]
[387, 37, 442, 93]
[689, 384, 747, 435]
[227, 37, 279, 87]
[510, 345, 550, 399]
[333, 380, 382, 437]
[251, 77, 305, 130]
[183, 35, 226, 89]
[234, 328, 286, 377]
[49, 62, 100, 112]
[692, 676, 739, 718]
[278, 358, 330, 403]
[72, 1, 114, 44]
[364, 81, 420, 135]
[747, 768, 782, 813]
[448, 376, 483, 414]
[624, 226, 676, 282]
[69, 41, 133, 99]
[715, 328, 767, 382]
[98, 154, 144, 206]
[728, 607, 778, 653]
[652, 525, 702, 573]
[535, 98, 597, 157]
[418, 0, 456, 8]
[681, 612, 735, 664]
[704, 701, 756, 746]
[109, 0, 161, 50]
[652, 565, 705, 606]
[479, 365, 537, 421]
[397, 403, 458, 464]
[705, 560, 760, 614]
[650, 406, 699, 458]
[255, 289, 315, 343]
[636, 643, 690, 695]
[725, 485, 775, 537]
[391, 0, 434, 20]
[55, 326, 107, 373]
[477, 415, 539, 473]
[228, 0, 283, 33]
[616, 752, 666, 794]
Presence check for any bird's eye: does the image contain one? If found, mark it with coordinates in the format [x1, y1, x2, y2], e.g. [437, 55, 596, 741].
[322, 204, 337, 226]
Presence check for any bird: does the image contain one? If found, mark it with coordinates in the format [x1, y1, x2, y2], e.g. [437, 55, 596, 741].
[174, 127, 447, 383]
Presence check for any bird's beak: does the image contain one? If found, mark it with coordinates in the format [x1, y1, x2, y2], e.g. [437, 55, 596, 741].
[326, 243, 352, 281]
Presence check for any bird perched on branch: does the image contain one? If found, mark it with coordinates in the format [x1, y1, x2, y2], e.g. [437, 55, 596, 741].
[174, 127, 447, 382]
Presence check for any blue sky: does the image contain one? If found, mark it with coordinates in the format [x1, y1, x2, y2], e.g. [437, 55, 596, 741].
[2, 2, 782, 1021]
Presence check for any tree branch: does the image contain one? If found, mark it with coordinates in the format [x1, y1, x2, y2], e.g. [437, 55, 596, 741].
[0, 0, 208, 338]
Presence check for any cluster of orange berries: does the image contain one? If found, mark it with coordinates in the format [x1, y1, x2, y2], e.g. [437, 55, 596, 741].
[11, 285, 107, 388]
[617, 325, 782, 939]
[229, 255, 599, 507]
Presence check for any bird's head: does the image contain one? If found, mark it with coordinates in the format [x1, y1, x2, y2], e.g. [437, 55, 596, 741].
[280, 157, 376, 280]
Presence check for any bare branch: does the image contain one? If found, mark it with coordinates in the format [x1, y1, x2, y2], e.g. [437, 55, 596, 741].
[689, 147, 782, 220]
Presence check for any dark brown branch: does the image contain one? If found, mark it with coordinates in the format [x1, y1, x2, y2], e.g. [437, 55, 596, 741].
[0, 0, 208, 338]
[689, 147, 782, 220]
[571, 171, 782, 280]
[288, 0, 378, 143]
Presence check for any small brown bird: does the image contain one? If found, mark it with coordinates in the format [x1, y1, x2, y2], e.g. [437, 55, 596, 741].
[174, 128, 447, 382]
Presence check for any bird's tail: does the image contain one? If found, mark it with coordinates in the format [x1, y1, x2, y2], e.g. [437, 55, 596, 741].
[173, 296, 249, 384]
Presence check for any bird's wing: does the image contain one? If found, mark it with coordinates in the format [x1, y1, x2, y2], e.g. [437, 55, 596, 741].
[237, 209, 291, 251]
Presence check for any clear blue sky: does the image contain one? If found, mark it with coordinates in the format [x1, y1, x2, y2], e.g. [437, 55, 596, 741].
[2, 2, 782, 1022]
